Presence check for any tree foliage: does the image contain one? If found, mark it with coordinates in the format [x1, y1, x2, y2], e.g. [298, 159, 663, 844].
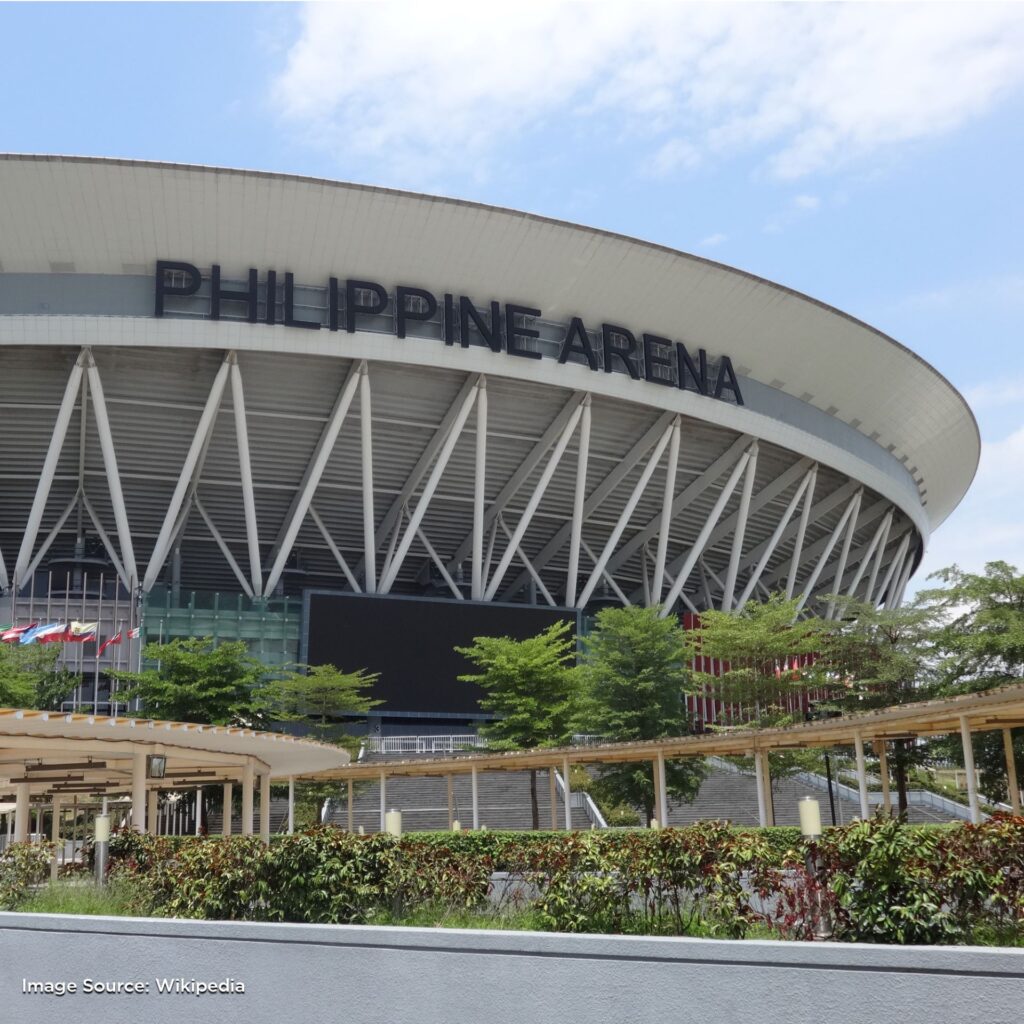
[0, 641, 78, 710]
[255, 663, 383, 738]
[458, 619, 579, 828]
[575, 606, 705, 823]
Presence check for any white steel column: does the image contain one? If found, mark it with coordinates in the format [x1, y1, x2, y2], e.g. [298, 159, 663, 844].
[132, 751, 147, 832]
[81, 491, 127, 585]
[194, 497, 254, 598]
[147, 789, 158, 835]
[825, 491, 863, 620]
[656, 751, 668, 828]
[580, 540, 631, 606]
[259, 773, 271, 844]
[265, 365, 362, 595]
[1003, 729, 1021, 816]
[144, 356, 231, 590]
[576, 419, 675, 608]
[853, 732, 871, 820]
[721, 443, 758, 611]
[242, 761, 255, 836]
[23, 492, 80, 583]
[794, 489, 862, 616]
[845, 508, 893, 600]
[484, 400, 585, 600]
[379, 771, 387, 833]
[960, 716, 981, 825]
[471, 378, 488, 600]
[736, 469, 814, 611]
[15, 351, 85, 585]
[549, 767, 558, 830]
[497, 517, 555, 606]
[381, 383, 479, 593]
[222, 783, 233, 836]
[471, 766, 480, 829]
[562, 757, 573, 830]
[786, 466, 818, 599]
[862, 509, 893, 603]
[565, 395, 592, 607]
[652, 417, 681, 604]
[659, 448, 752, 616]
[891, 552, 916, 609]
[753, 751, 767, 828]
[876, 740, 892, 816]
[309, 505, 361, 592]
[874, 533, 911, 607]
[359, 363, 377, 593]
[14, 782, 29, 843]
[415, 525, 464, 599]
[229, 358, 263, 596]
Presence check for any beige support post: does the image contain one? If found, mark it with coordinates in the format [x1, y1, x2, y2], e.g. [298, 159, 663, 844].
[651, 758, 661, 826]
[875, 740, 892, 816]
[657, 751, 668, 828]
[50, 796, 61, 881]
[13, 783, 29, 843]
[960, 715, 981, 825]
[562, 756, 572, 830]
[447, 774, 454, 830]
[147, 789, 159, 835]
[753, 750, 767, 827]
[259, 773, 271, 844]
[853, 732, 870, 820]
[379, 771, 387, 833]
[755, 750, 774, 827]
[222, 782, 233, 836]
[1003, 729, 1021, 816]
[131, 751, 147, 832]
[347, 779, 354, 832]
[549, 766, 558, 830]
[241, 760, 255, 835]
[471, 766, 480, 830]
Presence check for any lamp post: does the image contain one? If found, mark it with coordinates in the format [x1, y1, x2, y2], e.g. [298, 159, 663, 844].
[93, 812, 110, 885]
[798, 796, 832, 941]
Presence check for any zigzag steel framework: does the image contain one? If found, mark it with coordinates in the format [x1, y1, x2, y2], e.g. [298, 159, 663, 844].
[0, 156, 979, 628]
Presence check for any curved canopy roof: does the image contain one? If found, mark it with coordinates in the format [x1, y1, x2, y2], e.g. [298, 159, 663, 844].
[0, 154, 978, 530]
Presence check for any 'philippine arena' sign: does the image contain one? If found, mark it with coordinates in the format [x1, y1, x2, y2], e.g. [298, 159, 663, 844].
[155, 261, 743, 405]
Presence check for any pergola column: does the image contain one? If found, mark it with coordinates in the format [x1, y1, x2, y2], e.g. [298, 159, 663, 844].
[548, 767, 558, 830]
[50, 796, 62, 880]
[471, 766, 480, 830]
[447, 775, 454, 830]
[347, 780, 354, 832]
[147, 789, 159, 835]
[960, 716, 981, 825]
[853, 733, 870, 820]
[754, 750, 774, 827]
[1003, 729, 1020, 816]
[222, 782, 233, 836]
[131, 751, 147, 832]
[875, 740, 892, 816]
[379, 771, 387, 833]
[241, 761, 255, 835]
[14, 783, 29, 843]
[753, 750, 767, 828]
[653, 751, 668, 828]
[562, 757, 572, 830]
[287, 777, 295, 835]
[259, 773, 271, 844]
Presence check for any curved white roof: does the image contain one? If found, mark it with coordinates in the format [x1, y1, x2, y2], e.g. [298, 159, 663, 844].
[0, 154, 978, 530]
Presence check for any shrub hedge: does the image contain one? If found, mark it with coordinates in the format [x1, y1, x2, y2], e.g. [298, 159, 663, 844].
[87, 815, 1024, 943]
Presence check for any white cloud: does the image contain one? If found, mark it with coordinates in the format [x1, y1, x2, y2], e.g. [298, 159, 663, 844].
[793, 195, 820, 211]
[698, 232, 728, 248]
[898, 274, 1024, 313]
[916, 424, 1024, 587]
[273, 2, 1024, 184]
[965, 378, 1024, 412]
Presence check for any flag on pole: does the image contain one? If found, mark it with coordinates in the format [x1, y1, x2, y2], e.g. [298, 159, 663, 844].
[98, 631, 123, 656]
[128, 627, 140, 640]
[2, 623, 37, 643]
[66, 621, 98, 643]
[20, 622, 63, 644]
[37, 623, 71, 644]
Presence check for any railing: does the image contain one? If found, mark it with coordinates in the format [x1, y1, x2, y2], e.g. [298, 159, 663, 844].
[363, 735, 489, 756]
[554, 770, 607, 829]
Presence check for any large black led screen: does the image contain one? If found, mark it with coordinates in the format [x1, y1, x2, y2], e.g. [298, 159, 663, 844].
[304, 593, 578, 716]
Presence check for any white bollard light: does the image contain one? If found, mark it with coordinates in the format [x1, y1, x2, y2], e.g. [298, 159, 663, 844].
[451, 820, 461, 832]
[384, 809, 402, 837]
[798, 796, 822, 839]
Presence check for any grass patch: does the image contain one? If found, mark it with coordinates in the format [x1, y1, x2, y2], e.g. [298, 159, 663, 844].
[17, 878, 157, 917]
[371, 904, 547, 931]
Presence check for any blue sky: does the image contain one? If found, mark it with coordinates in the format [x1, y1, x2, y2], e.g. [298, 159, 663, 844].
[2, 2, 1023, 589]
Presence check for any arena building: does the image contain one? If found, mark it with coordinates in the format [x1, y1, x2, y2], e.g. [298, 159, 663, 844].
[0, 155, 978, 726]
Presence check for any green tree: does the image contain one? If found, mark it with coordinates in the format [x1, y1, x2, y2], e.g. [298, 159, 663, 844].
[0, 641, 78, 709]
[113, 637, 266, 725]
[457, 619, 579, 829]
[574, 605, 705, 824]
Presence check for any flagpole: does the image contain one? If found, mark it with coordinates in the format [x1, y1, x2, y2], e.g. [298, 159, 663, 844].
[61, 571, 71, 676]
[45, 570, 52, 626]
[93, 572, 104, 715]
[78, 570, 88, 711]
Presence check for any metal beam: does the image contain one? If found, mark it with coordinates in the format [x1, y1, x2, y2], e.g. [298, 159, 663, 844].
[471, 378, 488, 600]
[264, 364, 362, 595]
[484, 400, 584, 601]
[786, 467, 818, 599]
[415, 522, 464, 600]
[652, 417, 681, 604]
[501, 409, 677, 600]
[380, 382, 479, 593]
[80, 490, 127, 587]
[144, 354, 232, 591]
[863, 507, 893, 604]
[845, 508, 894, 600]
[308, 504, 361, 593]
[15, 350, 86, 584]
[577, 419, 675, 608]
[580, 540, 631, 606]
[194, 496, 254, 598]
[230, 359, 263, 596]
[824, 491, 863, 620]
[874, 533, 911, 607]
[359, 363, 376, 594]
[659, 448, 753, 617]
[498, 515, 555, 607]
[793, 489, 862, 616]
[721, 443, 758, 611]
[23, 491, 80, 583]
[564, 395, 592, 607]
